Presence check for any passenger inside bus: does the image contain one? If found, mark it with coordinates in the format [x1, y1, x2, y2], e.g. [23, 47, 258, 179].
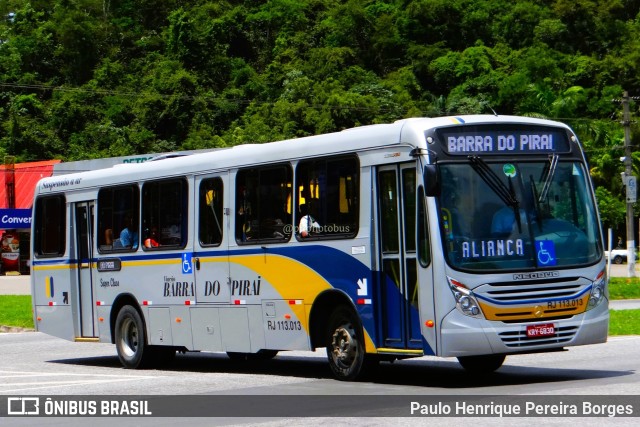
[490, 181, 541, 237]
[120, 214, 139, 249]
[299, 204, 321, 237]
[491, 206, 527, 236]
[104, 228, 113, 245]
[144, 226, 160, 248]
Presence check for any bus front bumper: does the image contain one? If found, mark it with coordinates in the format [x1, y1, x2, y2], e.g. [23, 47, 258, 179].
[439, 300, 609, 357]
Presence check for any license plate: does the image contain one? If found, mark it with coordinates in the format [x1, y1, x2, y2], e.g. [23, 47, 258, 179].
[526, 323, 555, 338]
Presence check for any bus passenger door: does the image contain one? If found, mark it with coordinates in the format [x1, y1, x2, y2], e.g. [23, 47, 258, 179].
[194, 174, 230, 304]
[376, 164, 423, 350]
[74, 201, 97, 337]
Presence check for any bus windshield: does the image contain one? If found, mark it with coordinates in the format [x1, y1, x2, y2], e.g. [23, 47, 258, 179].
[438, 158, 602, 271]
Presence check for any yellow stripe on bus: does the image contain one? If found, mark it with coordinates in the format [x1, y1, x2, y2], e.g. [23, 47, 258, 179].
[121, 259, 180, 268]
[34, 253, 380, 352]
[229, 253, 378, 352]
[33, 264, 76, 271]
[479, 292, 591, 321]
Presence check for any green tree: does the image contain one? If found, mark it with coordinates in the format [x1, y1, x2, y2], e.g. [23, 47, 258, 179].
[595, 186, 626, 234]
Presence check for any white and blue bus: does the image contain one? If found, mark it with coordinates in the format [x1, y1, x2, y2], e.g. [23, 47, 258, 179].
[31, 115, 608, 380]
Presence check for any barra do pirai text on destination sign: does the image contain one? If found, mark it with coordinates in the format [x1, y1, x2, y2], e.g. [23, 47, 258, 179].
[447, 133, 554, 153]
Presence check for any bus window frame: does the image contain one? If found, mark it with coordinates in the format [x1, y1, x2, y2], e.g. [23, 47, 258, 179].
[198, 176, 224, 248]
[235, 163, 293, 245]
[33, 194, 67, 258]
[294, 154, 360, 242]
[141, 177, 189, 250]
[97, 184, 140, 254]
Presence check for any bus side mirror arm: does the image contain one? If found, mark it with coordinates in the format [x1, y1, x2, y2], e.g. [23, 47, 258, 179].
[424, 164, 440, 197]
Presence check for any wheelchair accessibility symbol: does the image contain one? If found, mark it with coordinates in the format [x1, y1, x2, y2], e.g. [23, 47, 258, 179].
[182, 253, 193, 274]
[536, 240, 556, 266]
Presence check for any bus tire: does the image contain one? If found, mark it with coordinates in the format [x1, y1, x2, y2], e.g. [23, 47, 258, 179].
[326, 306, 367, 381]
[114, 305, 151, 369]
[457, 354, 506, 373]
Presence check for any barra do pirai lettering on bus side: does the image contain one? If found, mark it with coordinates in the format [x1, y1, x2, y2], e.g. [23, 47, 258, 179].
[229, 275, 262, 296]
[163, 275, 194, 297]
[204, 280, 223, 296]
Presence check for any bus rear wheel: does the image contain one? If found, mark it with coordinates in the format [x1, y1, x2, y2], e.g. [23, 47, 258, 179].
[326, 307, 368, 381]
[115, 305, 152, 369]
[457, 354, 506, 373]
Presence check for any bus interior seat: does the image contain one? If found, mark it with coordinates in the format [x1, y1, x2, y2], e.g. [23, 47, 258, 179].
[104, 228, 113, 244]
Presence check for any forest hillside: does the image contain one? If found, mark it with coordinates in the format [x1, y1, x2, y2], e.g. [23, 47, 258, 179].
[1, 0, 640, 235]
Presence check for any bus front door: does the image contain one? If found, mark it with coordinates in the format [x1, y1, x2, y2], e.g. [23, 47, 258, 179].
[74, 201, 98, 338]
[377, 164, 422, 350]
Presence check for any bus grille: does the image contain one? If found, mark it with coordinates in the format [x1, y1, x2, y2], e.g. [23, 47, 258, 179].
[481, 277, 584, 302]
[475, 276, 591, 322]
[498, 326, 578, 348]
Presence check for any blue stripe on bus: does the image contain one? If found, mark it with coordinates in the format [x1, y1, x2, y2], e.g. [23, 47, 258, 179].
[32, 245, 433, 354]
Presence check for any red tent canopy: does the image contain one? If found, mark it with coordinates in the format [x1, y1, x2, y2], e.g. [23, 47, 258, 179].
[0, 160, 60, 209]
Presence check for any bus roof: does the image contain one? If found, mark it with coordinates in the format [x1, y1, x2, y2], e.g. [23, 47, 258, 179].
[34, 115, 572, 194]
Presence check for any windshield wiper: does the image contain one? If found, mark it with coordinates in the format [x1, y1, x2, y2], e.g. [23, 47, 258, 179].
[539, 154, 559, 203]
[529, 175, 543, 232]
[468, 155, 522, 230]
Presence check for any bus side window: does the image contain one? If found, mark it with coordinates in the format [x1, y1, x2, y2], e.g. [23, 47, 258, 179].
[142, 178, 188, 249]
[295, 155, 359, 240]
[34, 195, 66, 257]
[236, 165, 292, 243]
[199, 177, 224, 246]
[97, 185, 139, 253]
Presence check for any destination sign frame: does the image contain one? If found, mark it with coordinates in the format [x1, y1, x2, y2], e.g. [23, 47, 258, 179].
[434, 125, 572, 156]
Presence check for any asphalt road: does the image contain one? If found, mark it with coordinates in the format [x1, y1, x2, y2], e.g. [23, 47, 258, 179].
[0, 332, 636, 395]
[0, 332, 639, 426]
[1, 269, 639, 425]
[3, 331, 639, 395]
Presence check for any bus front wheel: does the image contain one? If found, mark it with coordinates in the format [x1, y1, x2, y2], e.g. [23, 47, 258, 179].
[326, 307, 368, 381]
[115, 305, 152, 369]
[457, 354, 506, 373]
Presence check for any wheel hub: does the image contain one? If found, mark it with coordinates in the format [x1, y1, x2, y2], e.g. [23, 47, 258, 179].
[331, 326, 356, 366]
[121, 318, 139, 357]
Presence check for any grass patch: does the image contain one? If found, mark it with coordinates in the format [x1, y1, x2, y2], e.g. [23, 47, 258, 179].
[0, 295, 34, 329]
[609, 309, 640, 335]
[609, 277, 640, 299]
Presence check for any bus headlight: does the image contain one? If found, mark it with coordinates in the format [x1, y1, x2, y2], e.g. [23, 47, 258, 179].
[448, 278, 484, 319]
[587, 270, 606, 311]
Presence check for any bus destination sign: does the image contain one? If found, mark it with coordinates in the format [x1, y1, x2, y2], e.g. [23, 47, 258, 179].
[438, 127, 570, 156]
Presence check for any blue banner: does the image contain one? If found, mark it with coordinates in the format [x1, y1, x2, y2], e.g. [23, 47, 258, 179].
[0, 209, 32, 229]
